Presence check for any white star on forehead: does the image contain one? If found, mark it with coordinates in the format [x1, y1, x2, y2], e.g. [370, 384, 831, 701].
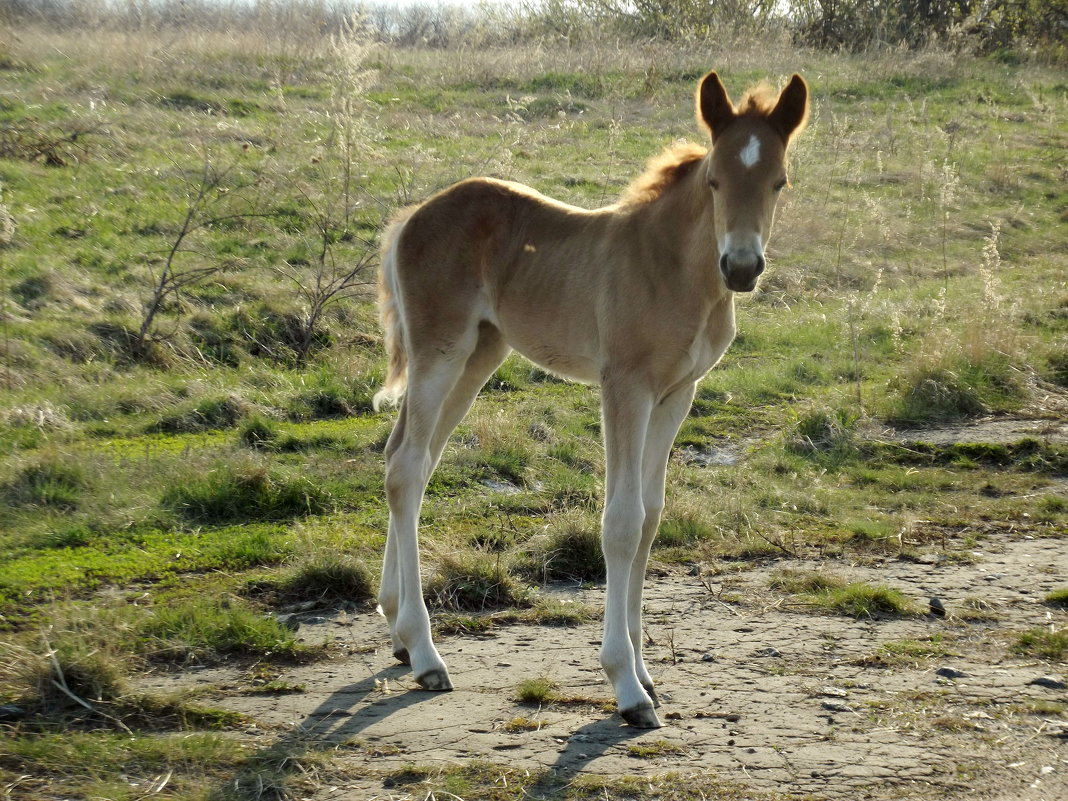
[739, 134, 761, 169]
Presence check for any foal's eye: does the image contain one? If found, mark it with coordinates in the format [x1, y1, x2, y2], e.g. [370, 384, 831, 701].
[774, 177, 788, 192]
[708, 178, 720, 191]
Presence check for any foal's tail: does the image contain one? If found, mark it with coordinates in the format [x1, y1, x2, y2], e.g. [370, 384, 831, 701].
[373, 215, 411, 412]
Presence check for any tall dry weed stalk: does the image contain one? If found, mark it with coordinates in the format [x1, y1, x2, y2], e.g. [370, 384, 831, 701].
[327, 15, 379, 226]
[1, 183, 15, 391]
[271, 15, 380, 366]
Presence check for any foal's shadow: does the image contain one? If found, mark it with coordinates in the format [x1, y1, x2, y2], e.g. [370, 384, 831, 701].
[219, 654, 647, 795]
[533, 715, 648, 790]
[219, 661, 436, 794]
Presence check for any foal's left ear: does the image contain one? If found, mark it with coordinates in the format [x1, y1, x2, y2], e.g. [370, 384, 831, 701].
[768, 74, 809, 143]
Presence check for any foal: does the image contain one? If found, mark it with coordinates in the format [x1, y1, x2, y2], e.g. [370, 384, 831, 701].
[374, 70, 808, 728]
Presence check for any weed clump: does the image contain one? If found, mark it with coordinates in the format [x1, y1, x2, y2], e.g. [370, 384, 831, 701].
[4, 456, 91, 510]
[140, 597, 304, 662]
[785, 407, 858, 463]
[425, 552, 530, 611]
[515, 677, 558, 705]
[280, 552, 375, 605]
[1045, 587, 1068, 608]
[771, 570, 917, 618]
[1013, 628, 1068, 661]
[526, 516, 605, 583]
[149, 395, 255, 434]
[237, 415, 281, 449]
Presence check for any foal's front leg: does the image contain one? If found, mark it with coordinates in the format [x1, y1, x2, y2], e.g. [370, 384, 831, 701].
[599, 379, 659, 727]
[629, 383, 697, 706]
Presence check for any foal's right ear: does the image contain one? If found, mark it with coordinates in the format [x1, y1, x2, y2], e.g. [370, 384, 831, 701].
[696, 70, 736, 141]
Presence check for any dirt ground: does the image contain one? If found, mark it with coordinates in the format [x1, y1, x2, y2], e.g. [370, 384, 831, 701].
[149, 539, 1066, 800]
[141, 416, 1068, 800]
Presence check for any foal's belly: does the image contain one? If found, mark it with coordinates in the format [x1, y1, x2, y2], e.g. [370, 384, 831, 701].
[507, 335, 602, 384]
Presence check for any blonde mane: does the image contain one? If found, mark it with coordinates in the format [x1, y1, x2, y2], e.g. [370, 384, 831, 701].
[619, 142, 707, 207]
[736, 82, 779, 116]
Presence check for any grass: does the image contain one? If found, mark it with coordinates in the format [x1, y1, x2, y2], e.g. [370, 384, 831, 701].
[1045, 587, 1068, 608]
[0, 8, 1066, 799]
[1013, 628, 1068, 662]
[424, 552, 532, 612]
[771, 570, 919, 618]
[515, 677, 558, 705]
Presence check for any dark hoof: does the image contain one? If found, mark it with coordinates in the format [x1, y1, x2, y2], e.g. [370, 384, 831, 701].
[393, 647, 411, 665]
[415, 668, 453, 692]
[620, 704, 662, 728]
[642, 684, 661, 708]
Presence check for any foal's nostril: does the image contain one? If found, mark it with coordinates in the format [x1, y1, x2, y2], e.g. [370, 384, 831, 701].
[754, 254, 766, 276]
[719, 253, 730, 275]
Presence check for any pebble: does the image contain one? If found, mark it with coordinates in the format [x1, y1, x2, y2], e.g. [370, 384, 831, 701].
[0, 705, 25, 722]
[701, 652, 716, 662]
[756, 647, 782, 658]
[936, 667, 968, 679]
[928, 597, 946, 617]
[821, 701, 855, 713]
[1029, 676, 1067, 690]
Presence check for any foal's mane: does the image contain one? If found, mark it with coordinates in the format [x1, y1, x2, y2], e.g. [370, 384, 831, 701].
[619, 84, 782, 208]
[619, 142, 707, 207]
[735, 82, 780, 117]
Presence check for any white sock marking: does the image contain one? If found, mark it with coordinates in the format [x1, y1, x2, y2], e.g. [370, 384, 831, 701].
[739, 134, 761, 169]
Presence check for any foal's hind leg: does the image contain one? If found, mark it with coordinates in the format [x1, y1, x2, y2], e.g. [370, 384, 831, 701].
[629, 382, 696, 707]
[381, 324, 509, 689]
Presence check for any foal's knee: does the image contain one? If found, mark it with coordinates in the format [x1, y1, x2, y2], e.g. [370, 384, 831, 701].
[384, 447, 431, 506]
[601, 498, 644, 561]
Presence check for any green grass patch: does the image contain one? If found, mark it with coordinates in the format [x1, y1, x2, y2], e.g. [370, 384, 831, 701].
[1045, 587, 1068, 608]
[0, 731, 242, 801]
[139, 597, 307, 662]
[627, 739, 688, 759]
[771, 571, 918, 618]
[161, 460, 334, 525]
[515, 677, 558, 705]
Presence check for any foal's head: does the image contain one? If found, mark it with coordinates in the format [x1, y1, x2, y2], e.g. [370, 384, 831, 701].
[697, 71, 808, 293]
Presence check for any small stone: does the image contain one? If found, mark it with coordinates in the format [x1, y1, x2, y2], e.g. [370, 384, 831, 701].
[275, 614, 301, 631]
[701, 652, 716, 662]
[727, 738, 736, 746]
[820, 686, 849, 698]
[928, 597, 946, 617]
[756, 647, 782, 658]
[1029, 676, 1067, 690]
[936, 667, 968, 679]
[821, 701, 854, 713]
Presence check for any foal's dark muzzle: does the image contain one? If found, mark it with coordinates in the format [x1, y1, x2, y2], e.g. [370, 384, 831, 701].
[720, 251, 766, 293]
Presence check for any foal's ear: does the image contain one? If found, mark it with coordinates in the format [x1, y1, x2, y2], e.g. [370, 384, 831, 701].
[768, 74, 809, 142]
[696, 70, 736, 141]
